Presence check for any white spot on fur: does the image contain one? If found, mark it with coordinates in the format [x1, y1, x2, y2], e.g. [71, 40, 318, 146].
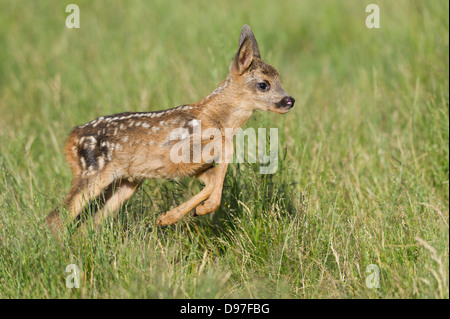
[205, 77, 230, 100]
[97, 156, 105, 169]
[80, 157, 86, 169]
[189, 119, 200, 127]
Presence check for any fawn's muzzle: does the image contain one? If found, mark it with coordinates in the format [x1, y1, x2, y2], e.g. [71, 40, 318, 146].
[276, 96, 295, 109]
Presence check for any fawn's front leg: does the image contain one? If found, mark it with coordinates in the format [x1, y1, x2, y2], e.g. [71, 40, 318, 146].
[194, 138, 234, 216]
[157, 138, 234, 226]
[156, 166, 217, 226]
[193, 161, 229, 216]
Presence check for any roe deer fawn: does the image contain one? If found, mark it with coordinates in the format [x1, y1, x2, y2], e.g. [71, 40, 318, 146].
[45, 24, 294, 237]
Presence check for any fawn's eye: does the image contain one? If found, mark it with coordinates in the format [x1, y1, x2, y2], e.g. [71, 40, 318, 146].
[257, 82, 270, 92]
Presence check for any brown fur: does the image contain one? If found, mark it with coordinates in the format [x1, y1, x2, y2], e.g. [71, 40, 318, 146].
[45, 25, 294, 236]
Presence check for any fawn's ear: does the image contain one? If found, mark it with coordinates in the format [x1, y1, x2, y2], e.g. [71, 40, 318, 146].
[232, 37, 253, 74]
[238, 24, 260, 58]
[232, 25, 260, 75]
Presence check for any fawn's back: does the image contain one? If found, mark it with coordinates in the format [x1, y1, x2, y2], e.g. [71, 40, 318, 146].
[65, 107, 213, 182]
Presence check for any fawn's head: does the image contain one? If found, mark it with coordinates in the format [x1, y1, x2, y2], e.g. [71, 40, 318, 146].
[228, 25, 294, 114]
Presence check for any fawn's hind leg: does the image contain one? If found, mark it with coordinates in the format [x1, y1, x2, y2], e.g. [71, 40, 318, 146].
[87, 179, 142, 228]
[46, 177, 82, 235]
[156, 167, 217, 226]
[46, 170, 115, 236]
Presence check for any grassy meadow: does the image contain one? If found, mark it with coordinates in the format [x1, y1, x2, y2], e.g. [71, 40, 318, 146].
[0, 0, 448, 298]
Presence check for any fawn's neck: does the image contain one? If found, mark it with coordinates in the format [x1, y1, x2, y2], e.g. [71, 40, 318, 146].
[197, 77, 254, 130]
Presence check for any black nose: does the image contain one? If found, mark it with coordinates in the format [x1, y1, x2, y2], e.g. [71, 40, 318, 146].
[283, 96, 295, 108]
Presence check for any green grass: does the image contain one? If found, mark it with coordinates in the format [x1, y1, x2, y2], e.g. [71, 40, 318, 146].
[0, 0, 448, 298]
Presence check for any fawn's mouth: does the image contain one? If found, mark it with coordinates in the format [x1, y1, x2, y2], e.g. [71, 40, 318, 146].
[269, 105, 293, 114]
[274, 106, 293, 114]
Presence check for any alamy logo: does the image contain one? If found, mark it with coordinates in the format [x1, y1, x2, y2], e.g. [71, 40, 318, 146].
[168, 122, 279, 174]
[366, 4, 380, 29]
[65, 4, 80, 29]
[365, 264, 381, 289]
[65, 264, 80, 288]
